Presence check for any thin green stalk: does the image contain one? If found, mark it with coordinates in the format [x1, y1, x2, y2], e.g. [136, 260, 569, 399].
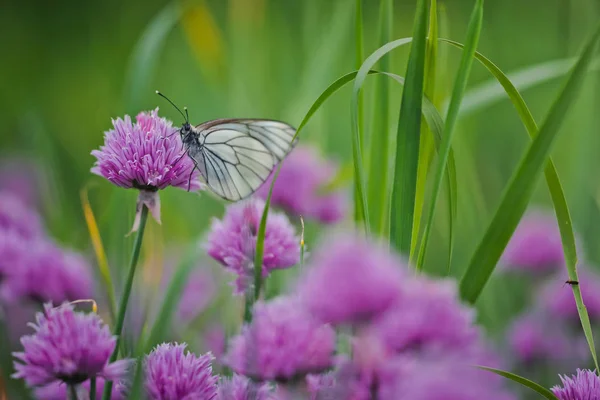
[102, 205, 149, 400]
[69, 385, 78, 400]
[367, 0, 393, 237]
[390, 0, 429, 254]
[416, 0, 484, 271]
[89, 378, 96, 400]
[354, 0, 367, 227]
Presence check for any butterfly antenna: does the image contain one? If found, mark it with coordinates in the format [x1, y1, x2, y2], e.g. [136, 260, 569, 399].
[156, 90, 187, 122]
[184, 107, 189, 122]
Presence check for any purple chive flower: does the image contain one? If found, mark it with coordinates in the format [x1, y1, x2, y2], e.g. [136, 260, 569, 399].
[0, 191, 42, 239]
[552, 369, 600, 400]
[172, 266, 216, 324]
[256, 145, 347, 224]
[144, 342, 217, 400]
[91, 108, 202, 231]
[4, 240, 93, 304]
[34, 378, 126, 400]
[12, 303, 130, 388]
[0, 228, 28, 286]
[376, 356, 516, 400]
[0, 157, 41, 206]
[225, 296, 335, 381]
[539, 267, 600, 322]
[508, 313, 589, 365]
[206, 199, 300, 294]
[203, 324, 226, 361]
[501, 210, 566, 275]
[369, 277, 480, 356]
[216, 375, 273, 400]
[297, 233, 405, 326]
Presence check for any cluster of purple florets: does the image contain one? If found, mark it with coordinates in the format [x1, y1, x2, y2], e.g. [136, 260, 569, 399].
[5, 109, 600, 399]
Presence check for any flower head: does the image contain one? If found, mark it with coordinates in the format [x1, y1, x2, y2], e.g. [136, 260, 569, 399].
[501, 210, 566, 275]
[206, 199, 300, 294]
[225, 296, 335, 380]
[91, 108, 202, 231]
[552, 369, 600, 400]
[216, 375, 273, 400]
[144, 342, 217, 400]
[0, 228, 28, 285]
[256, 145, 347, 224]
[4, 240, 94, 304]
[12, 303, 130, 387]
[369, 277, 480, 356]
[297, 233, 405, 326]
[0, 191, 42, 239]
[34, 378, 126, 400]
[508, 313, 589, 365]
[539, 267, 600, 322]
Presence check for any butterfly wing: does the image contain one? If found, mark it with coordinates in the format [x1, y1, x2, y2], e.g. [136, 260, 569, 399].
[190, 119, 297, 201]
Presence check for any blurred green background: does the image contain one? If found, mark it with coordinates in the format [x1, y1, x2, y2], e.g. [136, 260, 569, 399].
[2, 0, 600, 341]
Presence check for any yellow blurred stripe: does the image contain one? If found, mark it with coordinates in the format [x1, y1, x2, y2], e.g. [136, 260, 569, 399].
[182, 0, 226, 80]
[80, 187, 117, 322]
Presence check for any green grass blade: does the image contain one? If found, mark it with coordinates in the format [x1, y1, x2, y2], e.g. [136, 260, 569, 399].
[442, 35, 600, 369]
[416, 0, 483, 271]
[123, 2, 182, 111]
[478, 367, 559, 400]
[367, 0, 394, 237]
[390, 0, 429, 254]
[352, 0, 369, 230]
[457, 22, 600, 363]
[411, 0, 439, 261]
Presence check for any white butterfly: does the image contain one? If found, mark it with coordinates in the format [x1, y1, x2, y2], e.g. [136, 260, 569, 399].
[157, 91, 297, 201]
[181, 118, 297, 201]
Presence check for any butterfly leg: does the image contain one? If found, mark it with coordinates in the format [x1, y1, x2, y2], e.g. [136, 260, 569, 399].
[187, 164, 197, 192]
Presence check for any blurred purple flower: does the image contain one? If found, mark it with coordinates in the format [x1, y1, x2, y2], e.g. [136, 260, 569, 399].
[501, 210, 565, 275]
[144, 342, 217, 400]
[297, 233, 405, 326]
[203, 324, 226, 361]
[4, 240, 93, 304]
[0, 157, 41, 206]
[369, 277, 480, 356]
[0, 191, 42, 239]
[256, 145, 347, 224]
[0, 228, 28, 285]
[377, 355, 516, 400]
[507, 313, 589, 365]
[539, 267, 600, 323]
[91, 108, 202, 231]
[12, 303, 130, 387]
[552, 369, 600, 400]
[34, 377, 126, 400]
[175, 267, 216, 324]
[216, 374, 273, 400]
[206, 199, 300, 294]
[225, 296, 335, 380]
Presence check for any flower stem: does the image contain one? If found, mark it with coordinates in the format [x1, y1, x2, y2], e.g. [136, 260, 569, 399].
[243, 286, 253, 323]
[102, 205, 149, 400]
[89, 377, 96, 400]
[68, 384, 78, 400]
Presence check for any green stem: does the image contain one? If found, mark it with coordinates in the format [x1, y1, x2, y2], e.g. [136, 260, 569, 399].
[69, 384, 78, 400]
[102, 205, 149, 400]
[243, 287, 253, 323]
[89, 377, 96, 400]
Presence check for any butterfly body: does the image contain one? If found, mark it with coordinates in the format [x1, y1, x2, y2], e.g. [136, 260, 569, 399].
[179, 118, 297, 201]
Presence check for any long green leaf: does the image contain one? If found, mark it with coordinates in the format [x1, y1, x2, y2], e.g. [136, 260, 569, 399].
[124, 2, 181, 111]
[458, 24, 600, 367]
[390, 0, 429, 254]
[352, 0, 369, 230]
[367, 0, 394, 237]
[443, 36, 600, 369]
[478, 367, 559, 400]
[416, 0, 483, 271]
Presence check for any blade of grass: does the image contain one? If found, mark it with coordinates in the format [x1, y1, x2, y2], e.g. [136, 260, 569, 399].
[416, 0, 483, 271]
[458, 23, 600, 368]
[81, 186, 117, 322]
[390, 0, 429, 254]
[367, 0, 393, 237]
[442, 38, 599, 369]
[478, 367, 559, 400]
[411, 0, 438, 261]
[352, 0, 368, 229]
[124, 1, 182, 111]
